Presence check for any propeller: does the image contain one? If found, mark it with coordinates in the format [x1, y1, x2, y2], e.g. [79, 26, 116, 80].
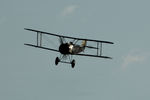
[59, 37, 66, 44]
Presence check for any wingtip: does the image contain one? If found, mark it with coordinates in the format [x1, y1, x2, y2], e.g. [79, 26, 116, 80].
[24, 28, 30, 30]
[111, 42, 114, 44]
[109, 57, 113, 59]
[24, 28, 29, 31]
[105, 56, 113, 59]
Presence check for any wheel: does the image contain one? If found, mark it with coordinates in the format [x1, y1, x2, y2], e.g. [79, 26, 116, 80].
[55, 57, 60, 65]
[71, 59, 75, 68]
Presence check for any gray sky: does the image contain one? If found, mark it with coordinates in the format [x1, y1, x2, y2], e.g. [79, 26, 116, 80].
[0, 0, 150, 100]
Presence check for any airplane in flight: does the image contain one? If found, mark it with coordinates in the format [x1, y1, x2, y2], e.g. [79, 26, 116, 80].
[24, 28, 114, 68]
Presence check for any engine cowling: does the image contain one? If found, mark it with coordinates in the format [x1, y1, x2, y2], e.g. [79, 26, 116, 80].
[59, 43, 70, 54]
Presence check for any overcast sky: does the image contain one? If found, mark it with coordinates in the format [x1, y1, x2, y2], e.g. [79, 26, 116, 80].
[0, 0, 150, 100]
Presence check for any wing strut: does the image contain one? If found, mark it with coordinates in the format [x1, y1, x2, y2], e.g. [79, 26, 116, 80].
[37, 32, 38, 46]
[97, 42, 99, 56]
[96, 42, 102, 56]
[36, 32, 42, 47]
[100, 42, 102, 56]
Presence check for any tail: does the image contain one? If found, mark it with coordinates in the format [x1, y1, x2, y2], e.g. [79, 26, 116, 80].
[81, 40, 87, 47]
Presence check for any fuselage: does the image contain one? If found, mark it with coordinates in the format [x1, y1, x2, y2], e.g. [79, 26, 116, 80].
[59, 41, 86, 55]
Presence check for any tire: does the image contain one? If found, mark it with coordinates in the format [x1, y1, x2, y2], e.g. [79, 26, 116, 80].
[71, 59, 75, 68]
[55, 57, 60, 65]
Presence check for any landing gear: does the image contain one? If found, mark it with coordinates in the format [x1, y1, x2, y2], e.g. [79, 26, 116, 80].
[71, 59, 75, 68]
[55, 57, 60, 65]
[55, 56, 75, 68]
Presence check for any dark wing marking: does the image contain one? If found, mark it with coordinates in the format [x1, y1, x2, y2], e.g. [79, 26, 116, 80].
[24, 28, 114, 44]
[24, 44, 59, 52]
[72, 53, 112, 59]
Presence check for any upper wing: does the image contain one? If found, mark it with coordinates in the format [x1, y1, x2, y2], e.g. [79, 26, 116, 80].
[24, 28, 114, 44]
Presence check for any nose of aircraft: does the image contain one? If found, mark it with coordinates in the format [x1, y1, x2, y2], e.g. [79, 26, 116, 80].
[59, 43, 70, 54]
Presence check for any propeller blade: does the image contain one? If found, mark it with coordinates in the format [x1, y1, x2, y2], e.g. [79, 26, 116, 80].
[59, 37, 66, 44]
[59, 37, 63, 44]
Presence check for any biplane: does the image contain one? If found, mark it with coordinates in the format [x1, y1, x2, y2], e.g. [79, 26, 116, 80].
[24, 28, 114, 68]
